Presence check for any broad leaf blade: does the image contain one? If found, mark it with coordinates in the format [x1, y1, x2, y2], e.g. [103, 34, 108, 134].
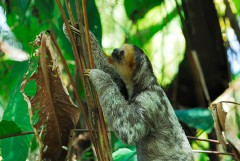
[22, 32, 80, 161]
[112, 148, 136, 161]
[0, 120, 21, 137]
[124, 0, 163, 19]
[175, 108, 214, 133]
[0, 77, 33, 161]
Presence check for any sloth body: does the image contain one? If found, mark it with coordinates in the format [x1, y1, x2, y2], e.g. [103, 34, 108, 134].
[84, 32, 194, 160]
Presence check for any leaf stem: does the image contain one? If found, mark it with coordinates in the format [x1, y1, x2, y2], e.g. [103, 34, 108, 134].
[0, 131, 34, 140]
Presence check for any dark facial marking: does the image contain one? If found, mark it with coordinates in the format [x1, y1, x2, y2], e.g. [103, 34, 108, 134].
[112, 48, 124, 62]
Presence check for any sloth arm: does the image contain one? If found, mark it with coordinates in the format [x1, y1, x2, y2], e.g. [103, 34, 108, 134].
[63, 25, 128, 98]
[87, 69, 159, 145]
[87, 31, 128, 99]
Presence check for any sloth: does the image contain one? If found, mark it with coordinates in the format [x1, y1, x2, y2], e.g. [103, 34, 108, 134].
[63, 23, 193, 160]
[85, 43, 194, 161]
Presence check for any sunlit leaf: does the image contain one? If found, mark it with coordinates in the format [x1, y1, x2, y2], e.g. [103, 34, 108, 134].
[232, 0, 240, 14]
[129, 8, 178, 47]
[112, 148, 136, 161]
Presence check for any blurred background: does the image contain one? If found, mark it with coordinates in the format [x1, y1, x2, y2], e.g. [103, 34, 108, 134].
[0, 0, 240, 160]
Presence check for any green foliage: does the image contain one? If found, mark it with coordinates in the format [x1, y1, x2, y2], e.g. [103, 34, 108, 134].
[129, 7, 178, 47]
[111, 133, 136, 161]
[124, 0, 163, 20]
[97, 0, 184, 85]
[233, 0, 240, 14]
[30, 135, 38, 152]
[0, 120, 21, 137]
[1, 0, 240, 160]
[0, 78, 33, 161]
[0, 59, 32, 161]
[23, 79, 37, 97]
[87, 0, 102, 45]
[113, 148, 136, 161]
[0, 1, 102, 159]
[0, 61, 28, 108]
[175, 108, 214, 133]
[5, 0, 59, 53]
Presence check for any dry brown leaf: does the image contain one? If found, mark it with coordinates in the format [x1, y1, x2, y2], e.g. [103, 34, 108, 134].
[22, 32, 80, 161]
[224, 103, 240, 159]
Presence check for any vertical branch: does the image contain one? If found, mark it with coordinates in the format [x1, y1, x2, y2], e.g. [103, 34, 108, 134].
[55, 1, 112, 160]
[191, 51, 211, 105]
[55, 0, 99, 158]
[65, 0, 75, 25]
[82, 0, 94, 69]
[80, 1, 112, 160]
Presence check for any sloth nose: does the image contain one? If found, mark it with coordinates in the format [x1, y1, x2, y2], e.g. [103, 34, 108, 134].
[112, 48, 120, 57]
[112, 49, 118, 56]
[112, 48, 124, 62]
[112, 48, 124, 56]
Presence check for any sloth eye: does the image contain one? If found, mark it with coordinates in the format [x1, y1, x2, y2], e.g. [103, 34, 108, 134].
[120, 50, 124, 55]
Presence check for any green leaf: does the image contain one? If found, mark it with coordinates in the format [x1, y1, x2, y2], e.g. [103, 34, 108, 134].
[113, 139, 136, 151]
[35, 0, 54, 20]
[124, 0, 163, 20]
[233, 0, 240, 14]
[87, 0, 102, 44]
[4, 0, 61, 53]
[10, 0, 31, 17]
[0, 61, 28, 108]
[113, 148, 136, 161]
[112, 133, 136, 161]
[129, 8, 178, 46]
[175, 108, 214, 133]
[24, 79, 37, 97]
[30, 135, 38, 152]
[0, 120, 21, 137]
[0, 78, 33, 161]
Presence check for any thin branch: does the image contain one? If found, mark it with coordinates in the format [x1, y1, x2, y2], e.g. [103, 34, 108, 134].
[192, 150, 234, 156]
[191, 50, 211, 105]
[187, 136, 220, 144]
[82, 0, 94, 69]
[81, 1, 112, 160]
[54, 0, 98, 151]
[73, 129, 111, 132]
[0, 131, 34, 139]
[218, 101, 240, 106]
[65, 0, 75, 25]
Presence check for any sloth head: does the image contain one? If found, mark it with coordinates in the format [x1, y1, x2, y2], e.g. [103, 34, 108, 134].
[109, 44, 152, 81]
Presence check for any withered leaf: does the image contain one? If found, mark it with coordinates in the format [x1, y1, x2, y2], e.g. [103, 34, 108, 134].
[21, 32, 80, 161]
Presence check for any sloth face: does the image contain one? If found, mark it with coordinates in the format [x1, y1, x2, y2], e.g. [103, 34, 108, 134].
[110, 44, 136, 80]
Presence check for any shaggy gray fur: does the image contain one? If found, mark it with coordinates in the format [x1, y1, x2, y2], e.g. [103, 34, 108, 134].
[88, 35, 193, 160]
[89, 68, 193, 160]
[65, 25, 194, 160]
